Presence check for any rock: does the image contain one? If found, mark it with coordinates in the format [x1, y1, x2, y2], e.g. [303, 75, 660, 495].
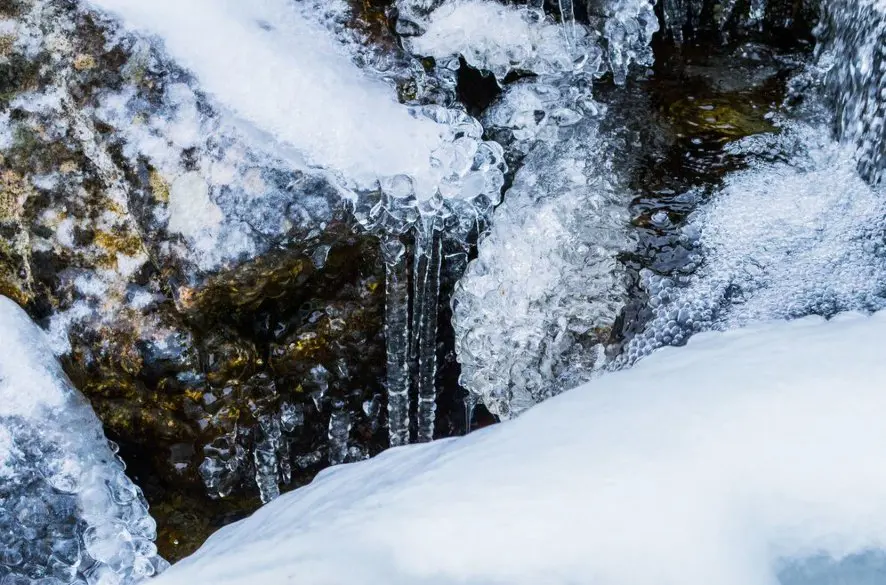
[0, 0, 397, 561]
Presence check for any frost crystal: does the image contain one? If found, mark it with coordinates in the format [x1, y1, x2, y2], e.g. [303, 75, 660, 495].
[620, 123, 886, 366]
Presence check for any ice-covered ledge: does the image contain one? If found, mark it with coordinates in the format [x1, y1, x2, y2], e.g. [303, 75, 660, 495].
[0, 296, 166, 583]
[155, 310, 886, 585]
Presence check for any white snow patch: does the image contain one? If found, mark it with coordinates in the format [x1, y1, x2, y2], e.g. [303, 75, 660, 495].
[87, 0, 448, 195]
[166, 171, 223, 240]
[0, 297, 69, 418]
[157, 310, 886, 585]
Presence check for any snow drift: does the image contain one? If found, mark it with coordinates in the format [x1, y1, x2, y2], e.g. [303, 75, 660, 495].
[154, 310, 886, 585]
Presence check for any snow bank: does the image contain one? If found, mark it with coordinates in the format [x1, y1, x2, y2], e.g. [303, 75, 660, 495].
[86, 0, 439, 188]
[0, 296, 166, 584]
[156, 310, 886, 585]
[86, 0, 503, 208]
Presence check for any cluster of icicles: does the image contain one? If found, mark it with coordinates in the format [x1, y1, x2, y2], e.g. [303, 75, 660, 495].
[377, 0, 660, 445]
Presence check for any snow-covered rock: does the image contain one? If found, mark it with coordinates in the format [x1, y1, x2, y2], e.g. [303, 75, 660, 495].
[155, 309, 886, 585]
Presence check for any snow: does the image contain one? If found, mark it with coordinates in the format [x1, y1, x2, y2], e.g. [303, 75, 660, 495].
[166, 171, 224, 240]
[0, 296, 167, 583]
[156, 310, 886, 585]
[87, 0, 451, 198]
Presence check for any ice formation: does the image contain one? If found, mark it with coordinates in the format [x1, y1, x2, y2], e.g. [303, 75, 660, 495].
[660, 0, 810, 42]
[620, 122, 886, 364]
[87, 0, 505, 219]
[817, 0, 886, 184]
[0, 296, 167, 584]
[153, 310, 886, 585]
[406, 0, 657, 85]
[86, 0, 506, 457]
[408, 0, 603, 81]
[452, 118, 634, 419]
[446, 0, 658, 418]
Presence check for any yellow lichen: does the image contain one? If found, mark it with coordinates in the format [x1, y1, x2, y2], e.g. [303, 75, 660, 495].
[0, 170, 32, 221]
[94, 230, 145, 258]
[72, 53, 97, 71]
[0, 34, 15, 58]
[59, 160, 78, 174]
[149, 169, 170, 203]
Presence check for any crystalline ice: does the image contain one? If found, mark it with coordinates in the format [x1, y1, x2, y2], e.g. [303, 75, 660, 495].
[408, 0, 599, 81]
[619, 122, 886, 366]
[0, 296, 166, 584]
[452, 117, 634, 419]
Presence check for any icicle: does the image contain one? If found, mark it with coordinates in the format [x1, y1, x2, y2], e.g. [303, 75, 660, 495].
[717, 0, 741, 31]
[328, 402, 353, 465]
[558, 0, 576, 51]
[413, 221, 442, 443]
[253, 414, 281, 503]
[528, 0, 545, 20]
[381, 235, 411, 447]
[747, 0, 767, 29]
[663, 0, 689, 44]
[465, 392, 478, 435]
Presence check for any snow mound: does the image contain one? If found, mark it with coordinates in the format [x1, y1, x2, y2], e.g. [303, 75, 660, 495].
[86, 0, 504, 218]
[155, 310, 886, 585]
[0, 296, 167, 584]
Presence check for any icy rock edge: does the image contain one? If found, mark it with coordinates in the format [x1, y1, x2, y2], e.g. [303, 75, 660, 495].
[0, 296, 167, 584]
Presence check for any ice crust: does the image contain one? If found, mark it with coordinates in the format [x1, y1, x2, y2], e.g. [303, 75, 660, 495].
[452, 118, 634, 418]
[621, 123, 886, 365]
[409, 0, 600, 81]
[0, 296, 167, 584]
[154, 310, 886, 585]
[407, 0, 657, 85]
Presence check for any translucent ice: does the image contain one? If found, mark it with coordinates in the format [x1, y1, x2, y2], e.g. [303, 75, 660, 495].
[0, 296, 166, 583]
[407, 0, 657, 85]
[818, 0, 886, 183]
[452, 118, 634, 418]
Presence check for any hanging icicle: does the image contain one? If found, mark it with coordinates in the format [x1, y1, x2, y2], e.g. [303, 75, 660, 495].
[558, 0, 577, 50]
[413, 221, 442, 443]
[381, 235, 411, 447]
